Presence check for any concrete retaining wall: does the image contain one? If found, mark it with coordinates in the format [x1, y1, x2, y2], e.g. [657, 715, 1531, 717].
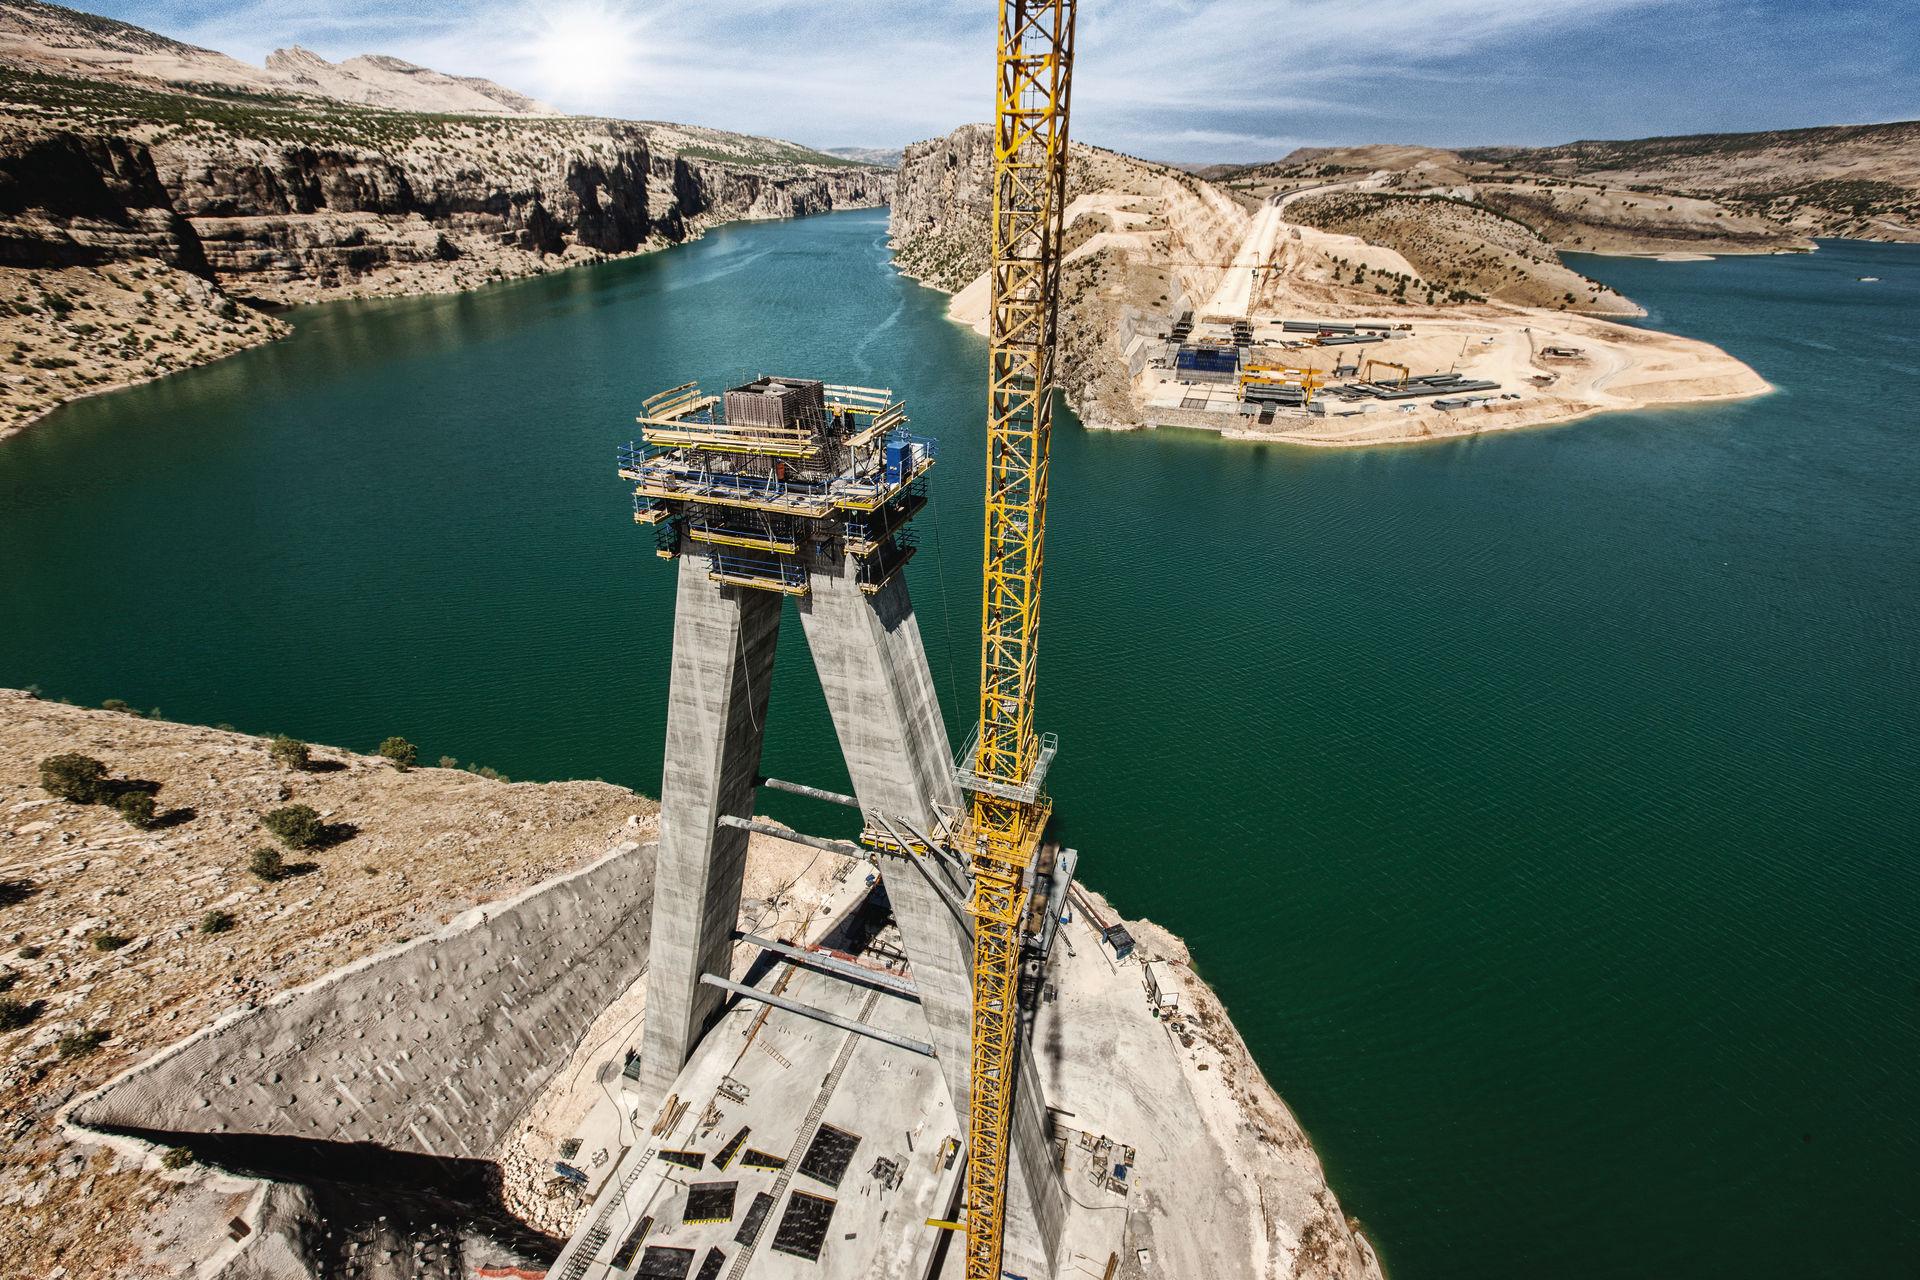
[72, 840, 660, 1160]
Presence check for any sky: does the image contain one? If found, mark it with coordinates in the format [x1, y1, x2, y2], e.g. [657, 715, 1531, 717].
[93, 0, 1920, 162]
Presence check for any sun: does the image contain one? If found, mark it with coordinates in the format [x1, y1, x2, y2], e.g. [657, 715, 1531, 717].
[528, 2, 641, 99]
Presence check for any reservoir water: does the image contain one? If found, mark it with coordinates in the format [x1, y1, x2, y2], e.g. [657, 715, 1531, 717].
[2, 210, 1915, 1278]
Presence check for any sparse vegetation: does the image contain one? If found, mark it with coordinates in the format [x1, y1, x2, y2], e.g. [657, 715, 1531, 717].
[57, 1028, 109, 1058]
[198, 910, 234, 935]
[378, 736, 418, 772]
[161, 1146, 196, 1170]
[262, 804, 324, 849]
[90, 931, 130, 951]
[248, 847, 285, 882]
[39, 753, 110, 804]
[114, 790, 156, 828]
[0, 998, 42, 1031]
[269, 735, 310, 770]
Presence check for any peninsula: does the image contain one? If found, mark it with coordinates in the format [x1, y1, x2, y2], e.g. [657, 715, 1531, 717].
[889, 121, 1916, 447]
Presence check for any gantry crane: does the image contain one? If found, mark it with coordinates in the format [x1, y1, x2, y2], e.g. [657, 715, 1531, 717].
[961, 1, 1076, 1277]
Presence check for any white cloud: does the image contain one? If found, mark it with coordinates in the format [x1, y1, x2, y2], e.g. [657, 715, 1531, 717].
[150, 0, 1696, 158]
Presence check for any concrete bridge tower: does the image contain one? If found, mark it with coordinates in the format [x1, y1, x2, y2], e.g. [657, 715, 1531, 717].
[616, 376, 1064, 1266]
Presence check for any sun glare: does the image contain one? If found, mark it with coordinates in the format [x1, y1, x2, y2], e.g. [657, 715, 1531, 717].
[528, 2, 641, 100]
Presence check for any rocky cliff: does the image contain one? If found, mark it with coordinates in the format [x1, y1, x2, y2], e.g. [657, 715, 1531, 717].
[890, 125, 1249, 425]
[889, 122, 995, 290]
[3, 110, 891, 304]
[0, 66, 889, 433]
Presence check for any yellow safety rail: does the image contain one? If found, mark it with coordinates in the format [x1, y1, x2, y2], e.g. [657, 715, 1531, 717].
[964, 2, 1076, 1278]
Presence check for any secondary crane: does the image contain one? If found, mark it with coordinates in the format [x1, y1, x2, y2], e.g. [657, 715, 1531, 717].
[962, 1, 1076, 1277]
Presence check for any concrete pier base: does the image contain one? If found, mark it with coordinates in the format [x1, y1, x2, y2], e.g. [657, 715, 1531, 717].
[800, 557, 1065, 1274]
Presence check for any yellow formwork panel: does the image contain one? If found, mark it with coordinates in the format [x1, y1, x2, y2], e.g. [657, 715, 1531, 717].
[687, 526, 800, 554]
[707, 568, 809, 596]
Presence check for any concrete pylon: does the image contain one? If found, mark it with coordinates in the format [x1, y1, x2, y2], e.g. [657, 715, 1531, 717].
[632, 552, 782, 1105]
[798, 556, 1065, 1273]
[638, 549, 1064, 1273]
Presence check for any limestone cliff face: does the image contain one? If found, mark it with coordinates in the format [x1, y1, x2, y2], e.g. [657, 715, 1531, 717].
[0, 129, 206, 272]
[888, 123, 994, 290]
[1, 120, 892, 302]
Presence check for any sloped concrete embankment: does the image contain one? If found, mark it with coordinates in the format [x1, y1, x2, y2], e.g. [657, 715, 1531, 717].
[69, 838, 661, 1275]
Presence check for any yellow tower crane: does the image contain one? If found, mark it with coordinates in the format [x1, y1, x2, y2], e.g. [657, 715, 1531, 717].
[961, 2, 1077, 1278]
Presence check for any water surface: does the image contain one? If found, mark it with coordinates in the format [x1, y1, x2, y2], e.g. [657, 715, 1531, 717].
[2, 215, 1915, 1279]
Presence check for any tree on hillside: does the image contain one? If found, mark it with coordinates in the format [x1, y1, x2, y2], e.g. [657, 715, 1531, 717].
[269, 735, 310, 770]
[262, 804, 323, 850]
[39, 754, 109, 804]
[378, 737, 417, 772]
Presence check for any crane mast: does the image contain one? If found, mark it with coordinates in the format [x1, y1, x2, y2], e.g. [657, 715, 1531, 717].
[963, 2, 1075, 1277]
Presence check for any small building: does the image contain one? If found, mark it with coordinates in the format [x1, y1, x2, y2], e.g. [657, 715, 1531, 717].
[1102, 923, 1135, 961]
[1141, 961, 1180, 1015]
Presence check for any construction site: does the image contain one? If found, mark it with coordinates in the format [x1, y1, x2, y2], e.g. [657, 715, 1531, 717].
[1142, 313, 1519, 427]
[49, 3, 1382, 1279]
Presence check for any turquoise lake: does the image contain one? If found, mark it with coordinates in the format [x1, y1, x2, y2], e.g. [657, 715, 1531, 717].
[1, 210, 1915, 1277]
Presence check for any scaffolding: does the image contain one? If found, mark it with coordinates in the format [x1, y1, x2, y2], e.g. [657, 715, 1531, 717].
[618, 377, 936, 596]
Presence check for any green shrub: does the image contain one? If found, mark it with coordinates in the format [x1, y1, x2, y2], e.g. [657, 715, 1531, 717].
[248, 847, 284, 882]
[16, 945, 42, 960]
[438, 755, 459, 769]
[262, 804, 323, 849]
[268, 735, 309, 770]
[101, 698, 133, 713]
[198, 910, 234, 935]
[0, 998, 40, 1031]
[39, 753, 109, 804]
[115, 791, 156, 829]
[91, 931, 129, 951]
[378, 736, 417, 771]
[58, 1028, 108, 1058]
[161, 1146, 195, 1170]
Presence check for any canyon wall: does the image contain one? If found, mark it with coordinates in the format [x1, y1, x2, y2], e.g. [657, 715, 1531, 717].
[1, 119, 892, 303]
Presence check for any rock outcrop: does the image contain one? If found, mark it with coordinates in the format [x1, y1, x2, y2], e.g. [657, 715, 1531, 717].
[890, 126, 1248, 425]
[0, 129, 207, 272]
[889, 122, 994, 290]
[3, 119, 891, 304]
[0, 0, 553, 116]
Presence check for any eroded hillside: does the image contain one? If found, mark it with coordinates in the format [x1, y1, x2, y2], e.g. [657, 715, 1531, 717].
[0, 689, 657, 1277]
[1463, 120, 1920, 242]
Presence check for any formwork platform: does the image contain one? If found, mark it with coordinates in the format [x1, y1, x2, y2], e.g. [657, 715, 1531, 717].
[617, 376, 936, 596]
